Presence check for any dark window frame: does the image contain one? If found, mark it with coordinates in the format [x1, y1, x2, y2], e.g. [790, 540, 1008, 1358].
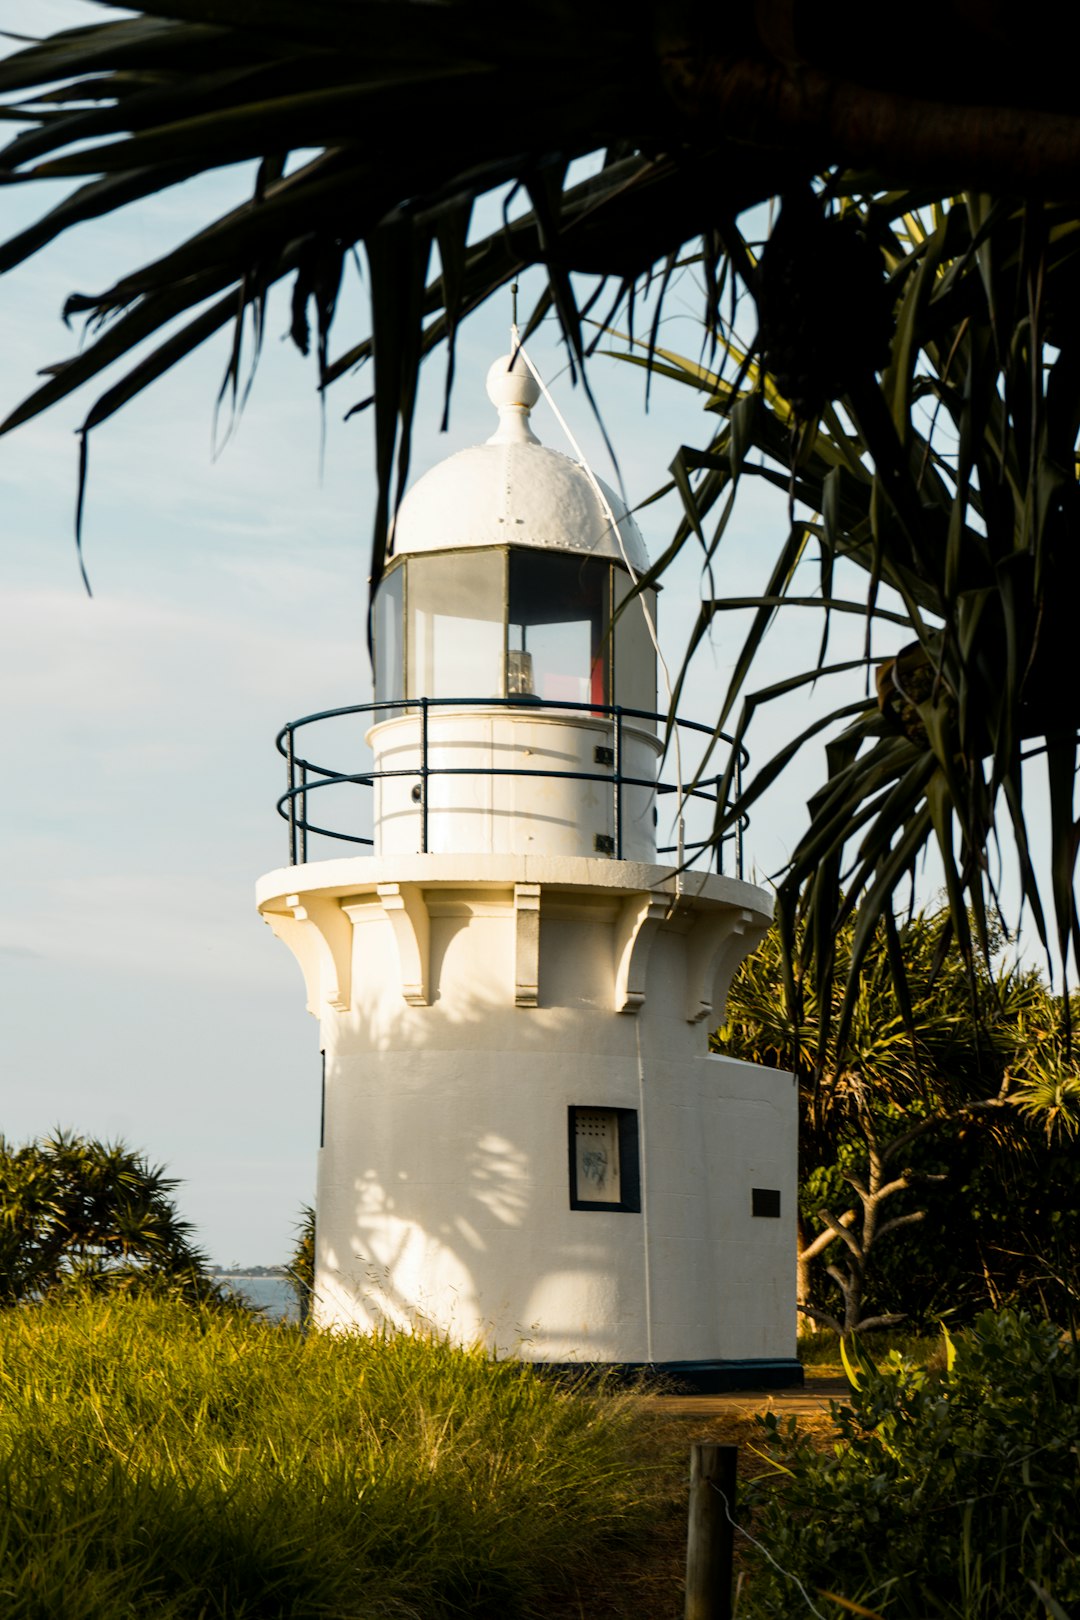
[567, 1105, 641, 1213]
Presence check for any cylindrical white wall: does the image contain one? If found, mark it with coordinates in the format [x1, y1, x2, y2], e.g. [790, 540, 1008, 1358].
[368, 711, 661, 862]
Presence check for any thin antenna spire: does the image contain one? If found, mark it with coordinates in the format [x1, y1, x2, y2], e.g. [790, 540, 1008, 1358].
[510, 280, 519, 343]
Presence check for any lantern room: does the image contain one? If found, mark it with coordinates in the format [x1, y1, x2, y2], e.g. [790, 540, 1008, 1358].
[367, 353, 662, 861]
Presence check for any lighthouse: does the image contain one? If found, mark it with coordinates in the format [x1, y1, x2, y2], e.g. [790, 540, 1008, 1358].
[256, 352, 800, 1388]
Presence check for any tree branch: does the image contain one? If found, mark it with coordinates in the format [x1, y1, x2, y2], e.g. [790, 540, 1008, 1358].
[852, 1311, 908, 1333]
[881, 1113, 951, 1161]
[797, 1302, 843, 1333]
[818, 1207, 863, 1260]
[839, 1170, 869, 1201]
[876, 1209, 927, 1243]
[799, 1207, 856, 1263]
[883, 1096, 1008, 1163]
[873, 1175, 913, 1203]
[660, 48, 1080, 197]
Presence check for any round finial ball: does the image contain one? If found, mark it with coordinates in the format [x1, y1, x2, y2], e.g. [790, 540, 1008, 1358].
[486, 353, 540, 411]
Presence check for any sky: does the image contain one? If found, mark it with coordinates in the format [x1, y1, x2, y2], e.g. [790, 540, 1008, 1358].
[0, 3, 932, 1264]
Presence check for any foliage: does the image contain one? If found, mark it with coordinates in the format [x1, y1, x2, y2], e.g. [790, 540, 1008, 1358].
[2, 6, 1074, 583]
[286, 1201, 315, 1325]
[1008, 1012, 1080, 1141]
[794, 1326, 944, 1374]
[618, 191, 1080, 1034]
[2, 13, 1080, 1011]
[717, 912, 1080, 1329]
[719, 908, 1030, 1152]
[739, 1311, 1080, 1619]
[0, 1130, 224, 1307]
[0, 1292, 666, 1619]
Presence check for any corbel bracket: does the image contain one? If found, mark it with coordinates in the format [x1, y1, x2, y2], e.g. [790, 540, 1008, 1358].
[514, 882, 542, 1007]
[612, 892, 669, 1013]
[377, 882, 431, 1006]
[684, 907, 769, 1024]
[261, 910, 323, 1018]
[262, 893, 352, 1015]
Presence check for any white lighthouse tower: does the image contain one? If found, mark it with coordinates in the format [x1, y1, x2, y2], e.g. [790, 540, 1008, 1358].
[256, 353, 800, 1388]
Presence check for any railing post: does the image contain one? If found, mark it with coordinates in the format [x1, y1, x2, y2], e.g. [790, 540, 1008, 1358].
[734, 751, 744, 880]
[286, 727, 297, 867]
[300, 762, 308, 864]
[613, 706, 623, 859]
[685, 1443, 738, 1620]
[420, 698, 429, 854]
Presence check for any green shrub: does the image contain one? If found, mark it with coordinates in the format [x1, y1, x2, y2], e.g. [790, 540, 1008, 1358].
[740, 1311, 1080, 1619]
[0, 1131, 228, 1309]
[0, 1294, 664, 1619]
[286, 1202, 315, 1325]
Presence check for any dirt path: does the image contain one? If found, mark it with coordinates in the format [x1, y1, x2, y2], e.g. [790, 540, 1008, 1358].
[571, 1373, 848, 1619]
[638, 1369, 848, 1479]
[643, 1370, 849, 1424]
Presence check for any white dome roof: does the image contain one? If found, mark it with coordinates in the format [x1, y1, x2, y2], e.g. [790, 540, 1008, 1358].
[388, 353, 650, 574]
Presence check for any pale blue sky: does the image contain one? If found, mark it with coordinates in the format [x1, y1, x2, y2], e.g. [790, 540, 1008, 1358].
[0, 2, 946, 1263]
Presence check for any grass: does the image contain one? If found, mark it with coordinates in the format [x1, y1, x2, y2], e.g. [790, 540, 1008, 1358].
[797, 1326, 947, 1376]
[11, 1298, 1030, 1618]
[0, 1293, 673, 1619]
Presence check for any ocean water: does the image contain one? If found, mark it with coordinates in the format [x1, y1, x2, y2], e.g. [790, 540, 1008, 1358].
[220, 1275, 299, 1322]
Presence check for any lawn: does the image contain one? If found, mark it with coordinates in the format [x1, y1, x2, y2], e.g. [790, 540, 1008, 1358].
[0, 1294, 675, 1619]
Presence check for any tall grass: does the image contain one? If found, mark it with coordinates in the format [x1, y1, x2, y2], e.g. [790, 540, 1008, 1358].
[0, 1294, 666, 1619]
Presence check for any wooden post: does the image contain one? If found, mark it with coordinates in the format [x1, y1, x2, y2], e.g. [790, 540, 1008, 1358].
[685, 1443, 737, 1620]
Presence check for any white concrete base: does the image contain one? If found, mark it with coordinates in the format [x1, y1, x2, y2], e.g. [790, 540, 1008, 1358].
[257, 854, 797, 1367]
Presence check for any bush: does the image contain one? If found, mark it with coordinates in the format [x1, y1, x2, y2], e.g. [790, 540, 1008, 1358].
[739, 1311, 1080, 1619]
[286, 1202, 315, 1324]
[0, 1131, 227, 1307]
[0, 1293, 665, 1619]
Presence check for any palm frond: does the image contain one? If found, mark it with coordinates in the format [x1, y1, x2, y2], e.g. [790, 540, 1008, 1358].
[3, 4, 1080, 1031]
[610, 197, 1080, 1042]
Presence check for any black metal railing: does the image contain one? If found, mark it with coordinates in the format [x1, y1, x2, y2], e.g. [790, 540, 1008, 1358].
[275, 697, 748, 876]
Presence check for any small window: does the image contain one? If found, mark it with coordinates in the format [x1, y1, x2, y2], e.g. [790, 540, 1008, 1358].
[752, 1187, 781, 1218]
[568, 1107, 641, 1212]
[319, 1050, 326, 1149]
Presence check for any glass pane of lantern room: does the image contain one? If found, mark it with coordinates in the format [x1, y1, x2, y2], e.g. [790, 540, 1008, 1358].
[373, 564, 404, 707]
[613, 571, 657, 731]
[508, 553, 610, 706]
[406, 551, 505, 699]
